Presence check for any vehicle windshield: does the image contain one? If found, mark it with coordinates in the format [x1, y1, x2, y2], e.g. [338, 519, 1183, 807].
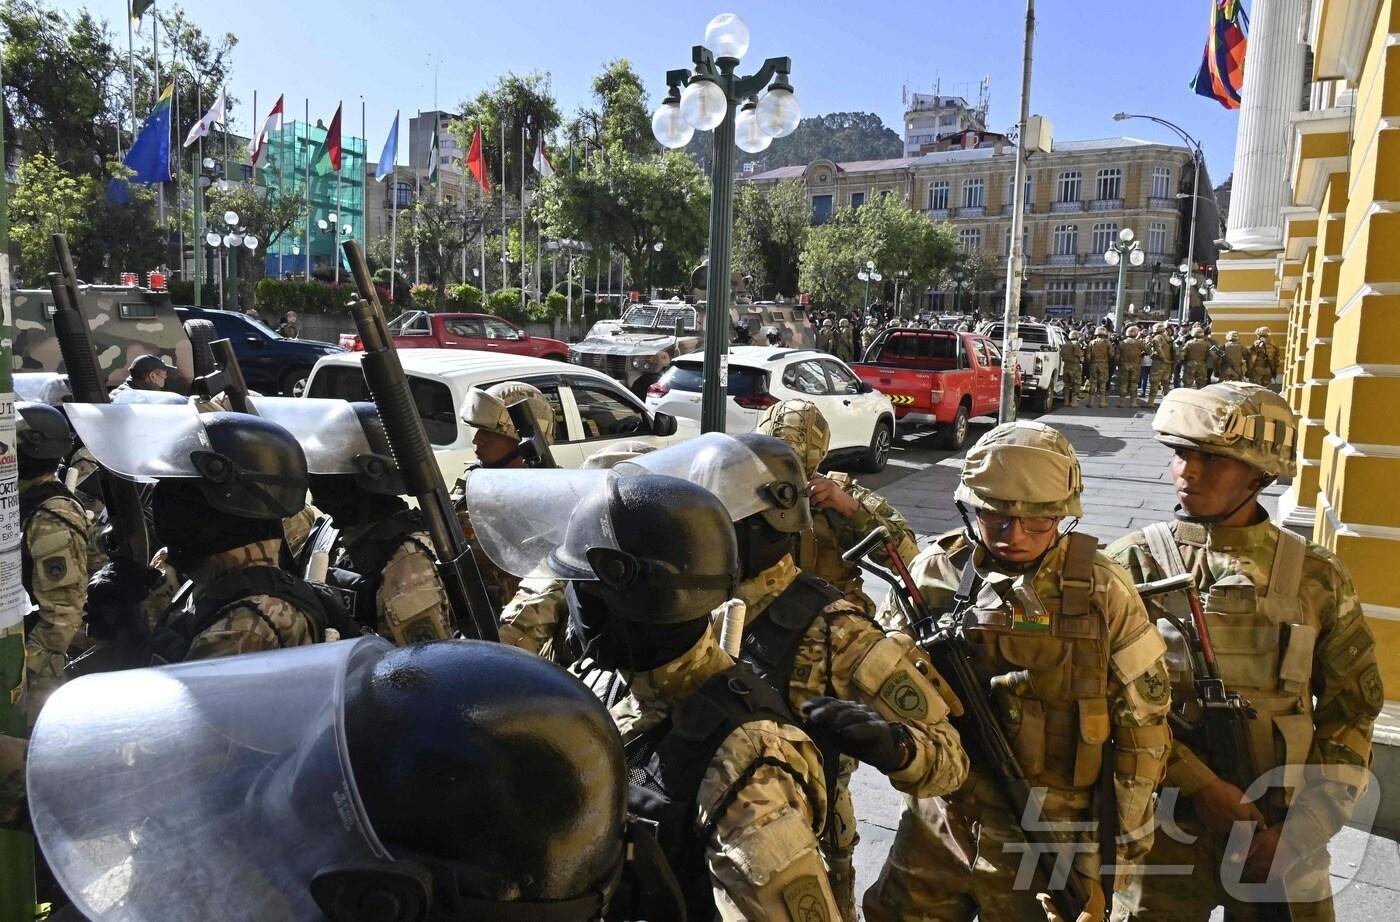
[242, 313, 284, 339]
[620, 303, 698, 332]
[659, 361, 766, 396]
[387, 311, 429, 335]
[984, 323, 1050, 345]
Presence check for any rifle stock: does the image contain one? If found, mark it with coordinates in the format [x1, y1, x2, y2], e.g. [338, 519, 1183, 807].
[843, 528, 1091, 920]
[48, 235, 149, 566]
[340, 240, 499, 641]
[194, 338, 251, 413]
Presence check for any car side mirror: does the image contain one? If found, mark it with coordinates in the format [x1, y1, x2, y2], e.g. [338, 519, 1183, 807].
[858, 380, 874, 394]
[651, 411, 678, 437]
[245, 335, 264, 347]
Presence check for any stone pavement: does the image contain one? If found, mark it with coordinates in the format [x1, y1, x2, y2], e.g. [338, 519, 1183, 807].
[847, 401, 1400, 919]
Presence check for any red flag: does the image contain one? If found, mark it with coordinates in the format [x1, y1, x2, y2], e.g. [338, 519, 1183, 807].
[314, 103, 343, 175]
[248, 94, 285, 167]
[466, 124, 491, 193]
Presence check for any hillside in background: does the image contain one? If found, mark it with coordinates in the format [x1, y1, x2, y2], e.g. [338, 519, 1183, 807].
[685, 111, 904, 173]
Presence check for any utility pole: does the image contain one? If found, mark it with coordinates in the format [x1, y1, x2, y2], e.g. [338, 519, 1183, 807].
[999, 0, 1035, 424]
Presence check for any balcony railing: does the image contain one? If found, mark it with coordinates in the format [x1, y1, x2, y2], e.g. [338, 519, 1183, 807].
[1090, 198, 1123, 211]
[926, 207, 950, 219]
[1147, 197, 1176, 210]
[1003, 202, 1036, 215]
[1048, 254, 1079, 266]
[1051, 200, 1084, 213]
[955, 205, 986, 218]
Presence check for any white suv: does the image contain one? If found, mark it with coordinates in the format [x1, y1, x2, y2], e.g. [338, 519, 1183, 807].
[644, 345, 897, 472]
[979, 320, 1066, 411]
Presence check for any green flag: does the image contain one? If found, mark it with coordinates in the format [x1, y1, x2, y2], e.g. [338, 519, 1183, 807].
[131, 0, 156, 21]
[313, 103, 343, 176]
[426, 128, 438, 188]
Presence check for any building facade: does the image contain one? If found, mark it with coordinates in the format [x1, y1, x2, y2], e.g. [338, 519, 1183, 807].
[256, 119, 366, 278]
[741, 136, 1217, 322]
[1219, 0, 1400, 705]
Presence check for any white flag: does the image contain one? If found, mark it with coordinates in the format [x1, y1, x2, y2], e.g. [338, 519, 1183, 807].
[532, 136, 554, 179]
[247, 94, 284, 167]
[183, 91, 226, 148]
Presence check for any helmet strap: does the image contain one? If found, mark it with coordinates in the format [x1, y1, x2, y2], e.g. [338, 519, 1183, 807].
[1173, 473, 1274, 526]
[475, 446, 522, 470]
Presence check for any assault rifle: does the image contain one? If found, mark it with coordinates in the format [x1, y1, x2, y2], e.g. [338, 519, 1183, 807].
[340, 240, 499, 641]
[193, 338, 251, 413]
[843, 526, 1093, 921]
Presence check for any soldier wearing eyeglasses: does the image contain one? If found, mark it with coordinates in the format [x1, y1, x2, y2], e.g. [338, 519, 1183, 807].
[866, 421, 1172, 922]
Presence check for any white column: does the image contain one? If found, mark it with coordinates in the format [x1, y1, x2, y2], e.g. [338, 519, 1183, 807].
[1225, 0, 1308, 251]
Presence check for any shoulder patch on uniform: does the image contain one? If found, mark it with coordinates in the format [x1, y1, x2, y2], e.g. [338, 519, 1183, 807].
[781, 875, 830, 922]
[1135, 661, 1170, 706]
[42, 556, 67, 582]
[878, 669, 929, 720]
[1359, 664, 1384, 710]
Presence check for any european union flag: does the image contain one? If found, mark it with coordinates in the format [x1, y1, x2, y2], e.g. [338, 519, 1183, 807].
[123, 82, 173, 184]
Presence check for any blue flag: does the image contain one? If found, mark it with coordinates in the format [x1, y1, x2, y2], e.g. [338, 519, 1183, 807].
[376, 111, 399, 182]
[122, 82, 173, 184]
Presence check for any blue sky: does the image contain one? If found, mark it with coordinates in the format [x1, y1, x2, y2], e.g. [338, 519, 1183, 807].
[76, 0, 1244, 183]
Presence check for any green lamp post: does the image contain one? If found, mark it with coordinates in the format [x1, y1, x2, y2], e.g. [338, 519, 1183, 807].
[652, 12, 800, 433]
[1103, 226, 1145, 332]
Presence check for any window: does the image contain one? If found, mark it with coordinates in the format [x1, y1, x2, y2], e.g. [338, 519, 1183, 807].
[939, 114, 959, 128]
[1056, 171, 1081, 203]
[482, 318, 522, 340]
[306, 367, 458, 445]
[972, 339, 992, 368]
[393, 182, 412, 208]
[1152, 167, 1172, 199]
[1095, 168, 1122, 200]
[445, 317, 484, 338]
[1045, 281, 1076, 309]
[570, 383, 647, 440]
[658, 361, 767, 397]
[1084, 280, 1116, 312]
[1004, 224, 1030, 256]
[850, 191, 865, 208]
[812, 194, 833, 223]
[1148, 221, 1169, 254]
[818, 359, 862, 394]
[959, 227, 982, 255]
[782, 360, 830, 395]
[1005, 173, 1032, 206]
[962, 178, 985, 208]
[240, 164, 254, 180]
[396, 313, 432, 336]
[511, 379, 568, 442]
[1091, 222, 1120, 254]
[1052, 224, 1078, 256]
[928, 181, 949, 211]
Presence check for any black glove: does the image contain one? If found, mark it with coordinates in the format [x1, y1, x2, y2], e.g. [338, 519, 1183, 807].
[801, 695, 913, 774]
[84, 558, 162, 641]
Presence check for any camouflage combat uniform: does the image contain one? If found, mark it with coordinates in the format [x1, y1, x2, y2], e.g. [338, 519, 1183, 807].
[1116, 334, 1147, 406]
[1087, 333, 1114, 407]
[834, 322, 856, 363]
[333, 517, 453, 645]
[497, 577, 570, 660]
[1147, 331, 1176, 404]
[1107, 519, 1381, 921]
[799, 471, 921, 613]
[1217, 340, 1246, 382]
[1181, 335, 1213, 389]
[20, 473, 89, 718]
[866, 532, 1173, 922]
[1247, 333, 1279, 386]
[740, 554, 970, 920]
[457, 505, 521, 610]
[177, 539, 321, 660]
[612, 622, 842, 920]
[0, 735, 25, 828]
[1059, 338, 1084, 407]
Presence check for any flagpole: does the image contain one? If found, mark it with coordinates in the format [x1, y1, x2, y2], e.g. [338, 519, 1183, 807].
[153, 13, 166, 235]
[500, 116, 507, 293]
[360, 96, 367, 256]
[193, 81, 202, 305]
[304, 97, 311, 283]
[415, 110, 421, 286]
[390, 116, 399, 300]
[520, 121, 526, 313]
[335, 170, 342, 286]
[127, 3, 138, 144]
[279, 98, 286, 277]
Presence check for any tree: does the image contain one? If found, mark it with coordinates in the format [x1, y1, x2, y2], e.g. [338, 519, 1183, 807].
[582, 58, 653, 157]
[733, 180, 809, 298]
[540, 146, 708, 290]
[451, 72, 560, 197]
[10, 151, 93, 282]
[404, 197, 493, 310]
[799, 195, 960, 308]
[686, 110, 903, 173]
[205, 184, 306, 306]
[79, 164, 166, 281]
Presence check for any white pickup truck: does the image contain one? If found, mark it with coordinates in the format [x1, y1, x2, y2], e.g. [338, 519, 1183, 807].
[978, 321, 1066, 412]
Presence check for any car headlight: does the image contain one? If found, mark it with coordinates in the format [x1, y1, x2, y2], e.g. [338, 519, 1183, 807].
[629, 356, 648, 370]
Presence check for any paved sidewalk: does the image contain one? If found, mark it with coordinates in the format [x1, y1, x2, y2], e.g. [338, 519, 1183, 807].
[848, 402, 1400, 919]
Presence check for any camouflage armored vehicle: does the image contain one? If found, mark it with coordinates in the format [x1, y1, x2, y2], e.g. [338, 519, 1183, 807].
[569, 299, 815, 396]
[12, 284, 197, 391]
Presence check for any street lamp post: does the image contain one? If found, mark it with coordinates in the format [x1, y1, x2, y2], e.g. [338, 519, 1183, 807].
[892, 269, 910, 318]
[951, 269, 968, 316]
[652, 12, 800, 433]
[1113, 112, 1205, 324]
[857, 260, 882, 316]
[649, 240, 664, 298]
[1103, 226, 1145, 332]
[205, 209, 260, 312]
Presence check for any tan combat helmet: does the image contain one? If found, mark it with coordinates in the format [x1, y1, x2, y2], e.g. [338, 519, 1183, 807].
[1153, 382, 1297, 479]
[1153, 322, 1167, 334]
[1126, 325, 1141, 338]
[955, 420, 1083, 517]
[460, 387, 515, 440]
[1255, 326, 1271, 338]
[1226, 330, 1239, 342]
[1094, 326, 1110, 337]
[756, 398, 831, 480]
[486, 380, 556, 446]
[1191, 325, 1206, 338]
[582, 440, 656, 470]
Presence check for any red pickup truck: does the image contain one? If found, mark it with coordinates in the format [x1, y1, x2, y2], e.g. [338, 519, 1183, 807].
[851, 327, 1015, 449]
[345, 310, 570, 361]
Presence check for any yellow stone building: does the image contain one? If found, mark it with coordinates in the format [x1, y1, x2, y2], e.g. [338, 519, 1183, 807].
[1213, 0, 1400, 708]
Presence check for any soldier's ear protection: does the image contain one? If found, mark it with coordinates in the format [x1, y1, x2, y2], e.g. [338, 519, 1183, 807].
[762, 480, 799, 510]
[587, 546, 641, 588]
[190, 449, 302, 518]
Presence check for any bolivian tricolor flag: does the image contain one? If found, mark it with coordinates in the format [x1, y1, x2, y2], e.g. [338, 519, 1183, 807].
[1192, 0, 1248, 109]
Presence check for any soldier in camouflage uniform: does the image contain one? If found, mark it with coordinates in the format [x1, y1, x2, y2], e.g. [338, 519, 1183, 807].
[757, 398, 919, 613]
[1247, 327, 1279, 386]
[70, 405, 328, 662]
[1087, 326, 1114, 408]
[862, 316, 883, 356]
[866, 421, 1172, 922]
[623, 432, 969, 921]
[475, 469, 842, 920]
[1107, 383, 1380, 921]
[16, 403, 89, 721]
[1060, 334, 1085, 407]
[453, 381, 558, 608]
[1115, 326, 1147, 408]
[834, 317, 856, 362]
[1217, 330, 1246, 382]
[818, 317, 836, 354]
[1181, 326, 1214, 389]
[1147, 323, 1176, 405]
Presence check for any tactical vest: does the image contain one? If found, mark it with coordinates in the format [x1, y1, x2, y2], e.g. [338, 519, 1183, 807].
[1117, 340, 1145, 368]
[739, 572, 847, 701]
[1088, 339, 1112, 363]
[617, 664, 812, 922]
[338, 509, 437, 630]
[1183, 339, 1212, 364]
[18, 479, 82, 601]
[953, 532, 1113, 793]
[152, 565, 337, 663]
[1152, 335, 1175, 365]
[794, 505, 864, 603]
[1141, 521, 1312, 812]
[1220, 343, 1245, 377]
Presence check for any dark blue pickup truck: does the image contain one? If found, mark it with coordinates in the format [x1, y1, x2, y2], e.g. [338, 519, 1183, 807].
[174, 305, 344, 396]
